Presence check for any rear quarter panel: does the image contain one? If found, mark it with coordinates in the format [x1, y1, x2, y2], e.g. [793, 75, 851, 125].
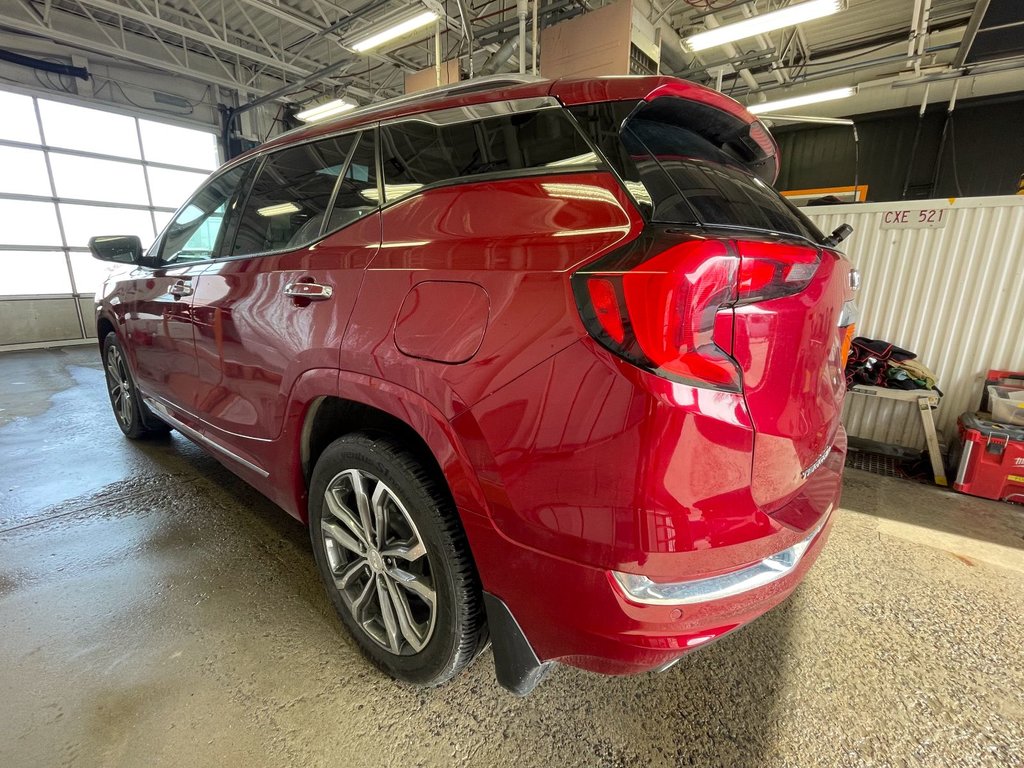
[340, 171, 644, 417]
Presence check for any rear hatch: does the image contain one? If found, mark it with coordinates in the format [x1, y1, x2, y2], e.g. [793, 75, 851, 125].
[569, 93, 854, 511]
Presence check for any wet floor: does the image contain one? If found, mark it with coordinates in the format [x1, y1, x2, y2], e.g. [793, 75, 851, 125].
[1, 346, 1022, 768]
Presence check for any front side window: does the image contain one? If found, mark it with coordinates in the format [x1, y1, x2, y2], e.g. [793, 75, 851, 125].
[158, 161, 253, 264]
[229, 133, 358, 256]
[380, 108, 597, 201]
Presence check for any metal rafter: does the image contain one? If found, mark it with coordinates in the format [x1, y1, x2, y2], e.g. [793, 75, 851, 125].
[2, 0, 410, 103]
[66, 0, 309, 75]
[234, 0, 422, 72]
[0, 1, 265, 94]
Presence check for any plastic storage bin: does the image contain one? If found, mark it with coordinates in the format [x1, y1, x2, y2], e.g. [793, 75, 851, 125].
[988, 385, 1024, 426]
[950, 412, 1024, 503]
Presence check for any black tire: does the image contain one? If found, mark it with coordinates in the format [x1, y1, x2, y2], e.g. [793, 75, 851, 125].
[101, 332, 171, 439]
[309, 433, 486, 686]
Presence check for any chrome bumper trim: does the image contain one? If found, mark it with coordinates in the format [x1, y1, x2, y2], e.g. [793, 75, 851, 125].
[611, 504, 833, 606]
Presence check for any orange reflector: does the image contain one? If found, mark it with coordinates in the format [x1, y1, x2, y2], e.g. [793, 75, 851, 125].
[841, 324, 856, 366]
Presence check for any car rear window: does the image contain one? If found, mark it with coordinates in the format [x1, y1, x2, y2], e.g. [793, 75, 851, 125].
[569, 100, 823, 243]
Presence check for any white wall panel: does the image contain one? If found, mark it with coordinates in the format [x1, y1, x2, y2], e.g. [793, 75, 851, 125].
[806, 196, 1024, 448]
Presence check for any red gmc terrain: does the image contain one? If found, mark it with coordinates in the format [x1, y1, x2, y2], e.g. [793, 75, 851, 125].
[91, 75, 858, 695]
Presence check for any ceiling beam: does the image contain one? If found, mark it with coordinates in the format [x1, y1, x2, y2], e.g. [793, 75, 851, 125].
[69, 0, 311, 76]
[234, 0, 422, 73]
[0, 2, 276, 96]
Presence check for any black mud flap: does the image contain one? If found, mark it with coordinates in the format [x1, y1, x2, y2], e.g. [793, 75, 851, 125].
[482, 591, 553, 696]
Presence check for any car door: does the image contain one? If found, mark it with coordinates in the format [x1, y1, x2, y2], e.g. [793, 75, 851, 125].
[189, 129, 381, 457]
[124, 161, 256, 415]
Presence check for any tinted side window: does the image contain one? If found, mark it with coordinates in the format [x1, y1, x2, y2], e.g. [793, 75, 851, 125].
[158, 161, 253, 264]
[380, 108, 597, 201]
[325, 130, 378, 233]
[229, 133, 357, 256]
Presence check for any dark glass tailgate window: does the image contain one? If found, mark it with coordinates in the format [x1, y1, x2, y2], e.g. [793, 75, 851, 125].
[570, 100, 823, 243]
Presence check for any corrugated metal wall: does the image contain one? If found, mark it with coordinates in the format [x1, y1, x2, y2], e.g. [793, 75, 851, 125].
[805, 195, 1024, 449]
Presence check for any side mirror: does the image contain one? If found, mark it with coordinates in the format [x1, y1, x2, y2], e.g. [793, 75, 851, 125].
[88, 235, 143, 265]
[823, 223, 853, 248]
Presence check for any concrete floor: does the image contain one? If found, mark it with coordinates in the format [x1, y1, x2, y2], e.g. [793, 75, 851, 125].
[1, 346, 1022, 768]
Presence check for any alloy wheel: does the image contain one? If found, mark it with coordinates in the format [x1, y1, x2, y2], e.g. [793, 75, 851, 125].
[321, 469, 436, 656]
[105, 345, 133, 427]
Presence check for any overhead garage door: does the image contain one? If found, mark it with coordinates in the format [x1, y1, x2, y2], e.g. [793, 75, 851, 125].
[0, 88, 220, 346]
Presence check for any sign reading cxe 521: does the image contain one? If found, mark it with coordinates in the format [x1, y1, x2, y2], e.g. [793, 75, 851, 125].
[880, 208, 949, 230]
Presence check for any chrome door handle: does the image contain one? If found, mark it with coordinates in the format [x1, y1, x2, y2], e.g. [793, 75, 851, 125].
[283, 282, 333, 301]
[168, 280, 193, 297]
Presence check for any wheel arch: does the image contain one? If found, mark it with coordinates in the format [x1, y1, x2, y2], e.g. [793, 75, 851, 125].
[289, 372, 490, 526]
[302, 396, 450, 507]
[96, 314, 116, 349]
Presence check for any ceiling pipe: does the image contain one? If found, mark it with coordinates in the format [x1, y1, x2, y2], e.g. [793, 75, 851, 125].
[701, 13, 761, 91]
[891, 56, 1024, 86]
[518, 0, 529, 75]
[435, 20, 442, 86]
[731, 41, 960, 100]
[479, 35, 535, 75]
[532, 0, 539, 75]
[738, 1, 787, 85]
[454, 0, 475, 77]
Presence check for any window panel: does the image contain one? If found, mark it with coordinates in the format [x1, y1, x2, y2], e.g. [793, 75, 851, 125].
[0, 251, 71, 296]
[59, 204, 155, 249]
[0, 146, 52, 196]
[325, 132, 379, 233]
[49, 154, 149, 205]
[69, 251, 119, 296]
[139, 119, 219, 169]
[0, 90, 41, 144]
[380, 109, 596, 200]
[159, 161, 253, 264]
[230, 134, 358, 256]
[146, 166, 210, 209]
[0, 199, 62, 246]
[38, 99, 141, 159]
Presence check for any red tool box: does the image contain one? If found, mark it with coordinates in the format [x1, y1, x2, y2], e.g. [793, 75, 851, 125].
[951, 413, 1024, 504]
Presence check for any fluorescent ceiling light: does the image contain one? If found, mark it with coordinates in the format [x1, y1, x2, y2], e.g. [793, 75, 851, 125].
[295, 98, 357, 122]
[685, 0, 841, 52]
[257, 202, 300, 217]
[747, 87, 855, 114]
[350, 10, 438, 53]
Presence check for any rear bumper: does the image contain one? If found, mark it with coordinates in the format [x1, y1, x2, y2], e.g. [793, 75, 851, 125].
[453, 337, 847, 677]
[467, 491, 837, 676]
[461, 430, 845, 676]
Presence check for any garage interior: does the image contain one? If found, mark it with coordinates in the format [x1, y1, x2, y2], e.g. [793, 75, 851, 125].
[0, 1, 1022, 766]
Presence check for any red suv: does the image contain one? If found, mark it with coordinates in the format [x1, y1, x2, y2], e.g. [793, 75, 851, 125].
[91, 75, 856, 695]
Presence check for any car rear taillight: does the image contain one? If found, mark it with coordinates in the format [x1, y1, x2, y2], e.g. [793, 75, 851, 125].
[573, 229, 821, 391]
[736, 241, 820, 304]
